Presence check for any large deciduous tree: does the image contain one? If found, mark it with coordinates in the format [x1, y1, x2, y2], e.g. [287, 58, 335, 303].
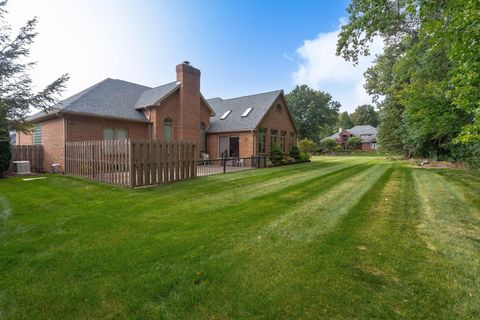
[337, 111, 354, 129]
[0, 1, 68, 173]
[286, 85, 340, 143]
[337, 0, 479, 165]
[350, 104, 379, 127]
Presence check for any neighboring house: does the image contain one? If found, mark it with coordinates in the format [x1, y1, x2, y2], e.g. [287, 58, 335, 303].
[16, 61, 298, 172]
[326, 125, 378, 151]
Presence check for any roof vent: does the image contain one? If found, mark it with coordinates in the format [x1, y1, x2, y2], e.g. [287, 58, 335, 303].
[183, 61, 191, 66]
[241, 107, 253, 117]
[220, 110, 231, 120]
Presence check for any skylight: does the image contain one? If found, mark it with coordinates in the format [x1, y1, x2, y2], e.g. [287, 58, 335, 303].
[241, 107, 253, 117]
[220, 110, 231, 120]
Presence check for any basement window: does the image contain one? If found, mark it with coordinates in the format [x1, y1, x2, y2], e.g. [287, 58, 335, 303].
[220, 110, 231, 120]
[241, 107, 253, 117]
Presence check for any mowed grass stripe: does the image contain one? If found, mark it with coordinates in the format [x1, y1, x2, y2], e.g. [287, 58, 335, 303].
[135, 159, 369, 222]
[0, 159, 380, 319]
[413, 169, 480, 317]
[150, 163, 391, 319]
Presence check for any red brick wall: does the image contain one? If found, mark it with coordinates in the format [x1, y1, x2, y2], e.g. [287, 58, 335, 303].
[149, 90, 181, 141]
[64, 114, 149, 141]
[148, 63, 211, 156]
[42, 118, 65, 172]
[17, 117, 65, 172]
[361, 142, 374, 151]
[256, 95, 297, 155]
[176, 62, 201, 142]
[16, 131, 33, 145]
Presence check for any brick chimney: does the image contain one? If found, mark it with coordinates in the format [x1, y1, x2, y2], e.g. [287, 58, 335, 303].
[176, 61, 201, 141]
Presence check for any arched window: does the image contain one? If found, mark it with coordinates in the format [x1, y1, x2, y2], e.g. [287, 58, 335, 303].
[163, 117, 173, 141]
[200, 122, 206, 153]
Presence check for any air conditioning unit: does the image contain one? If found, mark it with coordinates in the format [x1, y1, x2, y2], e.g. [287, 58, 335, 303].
[13, 161, 31, 175]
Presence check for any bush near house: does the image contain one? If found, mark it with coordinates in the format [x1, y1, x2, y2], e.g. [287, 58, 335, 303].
[320, 138, 337, 153]
[288, 144, 301, 161]
[298, 138, 317, 155]
[270, 143, 283, 164]
[347, 136, 362, 150]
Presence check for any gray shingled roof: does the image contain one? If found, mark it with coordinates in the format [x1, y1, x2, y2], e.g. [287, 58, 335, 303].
[207, 90, 282, 133]
[134, 81, 179, 109]
[28, 78, 152, 122]
[327, 125, 377, 142]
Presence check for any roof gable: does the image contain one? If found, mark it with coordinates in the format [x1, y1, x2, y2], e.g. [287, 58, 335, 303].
[62, 79, 151, 121]
[134, 81, 179, 109]
[326, 125, 377, 142]
[207, 90, 282, 133]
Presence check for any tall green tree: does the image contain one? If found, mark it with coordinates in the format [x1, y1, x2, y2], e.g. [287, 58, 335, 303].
[337, 0, 479, 163]
[337, 111, 354, 129]
[0, 110, 11, 172]
[350, 104, 379, 127]
[0, 1, 68, 173]
[286, 85, 340, 143]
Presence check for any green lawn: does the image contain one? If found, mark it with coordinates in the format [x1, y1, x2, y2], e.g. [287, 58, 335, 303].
[1, 156, 479, 319]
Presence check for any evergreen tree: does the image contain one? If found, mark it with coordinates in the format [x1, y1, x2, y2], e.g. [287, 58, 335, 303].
[0, 1, 68, 173]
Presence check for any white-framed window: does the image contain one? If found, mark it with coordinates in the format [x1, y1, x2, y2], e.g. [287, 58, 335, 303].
[103, 127, 128, 140]
[33, 125, 42, 145]
[163, 118, 173, 141]
[258, 128, 267, 154]
[270, 129, 278, 146]
[200, 122, 206, 153]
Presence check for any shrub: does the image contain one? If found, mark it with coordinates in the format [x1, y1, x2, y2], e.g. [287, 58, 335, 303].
[320, 138, 337, 152]
[270, 143, 283, 164]
[0, 127, 11, 174]
[283, 155, 295, 163]
[347, 137, 362, 150]
[299, 152, 311, 161]
[298, 138, 317, 155]
[333, 144, 343, 153]
[289, 144, 301, 161]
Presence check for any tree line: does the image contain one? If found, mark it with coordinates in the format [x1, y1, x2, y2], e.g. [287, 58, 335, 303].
[337, 0, 479, 166]
[286, 85, 379, 144]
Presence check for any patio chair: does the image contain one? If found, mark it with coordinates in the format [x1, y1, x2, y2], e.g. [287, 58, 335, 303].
[200, 152, 211, 165]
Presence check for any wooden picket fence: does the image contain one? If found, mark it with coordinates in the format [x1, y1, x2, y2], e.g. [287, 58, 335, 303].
[10, 145, 44, 173]
[64, 140, 197, 188]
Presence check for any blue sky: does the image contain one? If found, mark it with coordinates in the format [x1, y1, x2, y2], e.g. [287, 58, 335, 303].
[8, 0, 382, 112]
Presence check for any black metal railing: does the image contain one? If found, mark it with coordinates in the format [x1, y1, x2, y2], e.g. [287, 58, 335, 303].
[197, 156, 266, 176]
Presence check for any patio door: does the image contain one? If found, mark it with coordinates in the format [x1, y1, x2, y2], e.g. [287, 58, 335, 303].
[219, 136, 229, 157]
[229, 137, 239, 157]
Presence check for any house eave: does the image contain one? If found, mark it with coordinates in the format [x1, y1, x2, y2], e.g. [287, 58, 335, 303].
[59, 110, 149, 123]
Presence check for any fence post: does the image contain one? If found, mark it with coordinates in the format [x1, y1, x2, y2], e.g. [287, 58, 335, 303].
[223, 156, 226, 174]
[128, 139, 133, 188]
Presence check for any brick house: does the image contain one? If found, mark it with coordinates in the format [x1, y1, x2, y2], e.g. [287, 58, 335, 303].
[17, 62, 298, 172]
[326, 125, 378, 151]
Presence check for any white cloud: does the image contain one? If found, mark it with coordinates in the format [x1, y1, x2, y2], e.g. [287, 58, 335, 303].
[5, 0, 177, 104]
[292, 23, 383, 112]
